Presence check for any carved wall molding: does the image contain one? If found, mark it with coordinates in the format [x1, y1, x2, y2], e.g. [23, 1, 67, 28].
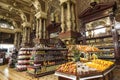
[60, 0, 76, 5]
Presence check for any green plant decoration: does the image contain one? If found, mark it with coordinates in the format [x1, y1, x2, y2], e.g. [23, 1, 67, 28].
[71, 46, 81, 62]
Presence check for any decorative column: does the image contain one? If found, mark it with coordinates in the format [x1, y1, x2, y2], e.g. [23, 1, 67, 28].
[14, 28, 22, 49]
[22, 28, 25, 45]
[67, 1, 72, 31]
[17, 33, 21, 49]
[36, 19, 39, 38]
[24, 27, 27, 42]
[43, 19, 46, 39]
[39, 18, 42, 39]
[61, 5, 65, 32]
[27, 27, 31, 43]
[59, 0, 77, 45]
[14, 33, 17, 47]
[35, 11, 47, 46]
[21, 22, 31, 47]
[71, 4, 76, 31]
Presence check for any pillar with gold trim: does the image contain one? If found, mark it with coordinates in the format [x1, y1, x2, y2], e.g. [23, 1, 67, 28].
[14, 28, 22, 49]
[59, 0, 78, 45]
[35, 11, 47, 47]
[21, 22, 31, 47]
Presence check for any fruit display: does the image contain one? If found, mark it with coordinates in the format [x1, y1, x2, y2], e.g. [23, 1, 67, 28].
[67, 45, 100, 61]
[78, 45, 100, 52]
[56, 59, 114, 76]
[85, 59, 114, 72]
[57, 61, 99, 76]
[67, 45, 100, 53]
[57, 62, 77, 75]
[76, 62, 97, 76]
[80, 57, 88, 62]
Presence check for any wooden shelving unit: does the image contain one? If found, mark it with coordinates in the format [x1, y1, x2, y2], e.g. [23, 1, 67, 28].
[16, 48, 33, 71]
[27, 48, 68, 77]
[86, 35, 112, 40]
[78, 1, 120, 62]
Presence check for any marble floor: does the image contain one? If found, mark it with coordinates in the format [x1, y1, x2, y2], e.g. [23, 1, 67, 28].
[113, 65, 120, 80]
[0, 65, 58, 80]
[0, 65, 120, 80]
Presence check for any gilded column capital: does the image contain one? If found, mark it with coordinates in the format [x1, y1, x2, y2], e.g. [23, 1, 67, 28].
[14, 28, 22, 33]
[61, 5, 65, 33]
[22, 22, 31, 28]
[67, 1, 72, 31]
[35, 11, 47, 19]
[60, 0, 76, 5]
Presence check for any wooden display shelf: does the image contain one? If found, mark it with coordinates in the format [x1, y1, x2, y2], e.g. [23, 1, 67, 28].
[35, 48, 68, 51]
[16, 68, 27, 72]
[17, 63, 30, 65]
[98, 56, 115, 59]
[97, 46, 114, 49]
[27, 70, 55, 78]
[33, 58, 66, 63]
[17, 58, 30, 60]
[26, 48, 68, 78]
[18, 54, 31, 56]
[45, 62, 67, 67]
[86, 26, 106, 31]
[55, 65, 116, 80]
[18, 47, 32, 51]
[86, 35, 112, 40]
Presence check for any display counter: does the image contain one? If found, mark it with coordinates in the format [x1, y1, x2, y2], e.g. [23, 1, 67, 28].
[55, 65, 115, 80]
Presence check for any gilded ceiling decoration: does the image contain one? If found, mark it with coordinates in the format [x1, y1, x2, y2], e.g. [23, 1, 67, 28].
[0, 0, 120, 29]
[0, 0, 32, 26]
[46, 0, 60, 22]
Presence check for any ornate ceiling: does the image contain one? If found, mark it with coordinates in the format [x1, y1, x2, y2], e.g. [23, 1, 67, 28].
[0, 0, 33, 27]
[0, 0, 120, 39]
[0, 0, 61, 44]
[0, 0, 61, 27]
[0, 0, 120, 27]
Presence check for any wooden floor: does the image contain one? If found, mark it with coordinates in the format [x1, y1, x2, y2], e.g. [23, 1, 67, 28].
[0, 65, 58, 80]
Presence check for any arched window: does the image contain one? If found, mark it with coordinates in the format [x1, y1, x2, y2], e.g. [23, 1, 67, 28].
[0, 19, 14, 29]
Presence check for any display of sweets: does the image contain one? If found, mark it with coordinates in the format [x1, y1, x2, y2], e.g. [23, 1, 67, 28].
[85, 59, 114, 72]
[57, 59, 114, 75]
[76, 62, 97, 75]
[57, 62, 77, 75]
[57, 62, 98, 75]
